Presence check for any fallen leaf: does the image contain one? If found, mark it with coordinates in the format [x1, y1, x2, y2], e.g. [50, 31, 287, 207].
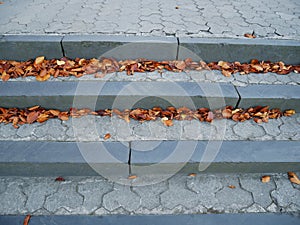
[175, 6, 179, 9]
[55, 176, 65, 182]
[288, 172, 300, 185]
[244, 33, 256, 38]
[1, 71, 10, 81]
[161, 117, 173, 126]
[49, 109, 60, 116]
[188, 173, 197, 177]
[37, 113, 49, 123]
[128, 175, 137, 179]
[228, 185, 236, 189]
[218, 61, 231, 70]
[104, 133, 111, 140]
[27, 111, 39, 124]
[23, 214, 31, 225]
[28, 105, 40, 111]
[222, 108, 232, 118]
[58, 112, 69, 121]
[284, 109, 296, 117]
[56, 60, 65, 66]
[175, 61, 186, 70]
[36, 73, 50, 81]
[261, 175, 271, 183]
[34, 56, 45, 65]
[221, 70, 232, 77]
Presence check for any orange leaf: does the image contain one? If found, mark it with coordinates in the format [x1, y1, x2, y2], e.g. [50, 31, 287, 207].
[288, 172, 300, 185]
[128, 175, 137, 179]
[28, 105, 40, 111]
[23, 214, 31, 225]
[37, 113, 49, 123]
[284, 109, 296, 117]
[58, 112, 69, 121]
[104, 133, 111, 140]
[222, 108, 232, 118]
[188, 173, 197, 177]
[244, 33, 256, 38]
[228, 185, 236, 189]
[218, 61, 231, 70]
[221, 70, 232, 77]
[1, 71, 10, 81]
[161, 117, 173, 126]
[49, 109, 60, 116]
[36, 73, 50, 82]
[27, 111, 39, 124]
[261, 175, 271, 183]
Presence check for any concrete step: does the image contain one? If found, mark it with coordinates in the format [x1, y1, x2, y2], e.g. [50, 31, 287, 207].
[0, 113, 299, 176]
[1, 213, 300, 225]
[1, 71, 300, 111]
[1, 35, 300, 64]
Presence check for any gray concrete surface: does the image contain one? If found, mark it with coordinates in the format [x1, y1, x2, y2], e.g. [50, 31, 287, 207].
[0, 0, 299, 39]
[0, 173, 299, 215]
[1, 214, 300, 225]
[0, 114, 299, 142]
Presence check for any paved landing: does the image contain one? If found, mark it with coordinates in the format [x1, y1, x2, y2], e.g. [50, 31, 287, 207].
[0, 0, 299, 39]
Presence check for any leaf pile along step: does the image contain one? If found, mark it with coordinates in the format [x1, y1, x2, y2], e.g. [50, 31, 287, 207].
[0, 57, 299, 81]
[0, 106, 295, 129]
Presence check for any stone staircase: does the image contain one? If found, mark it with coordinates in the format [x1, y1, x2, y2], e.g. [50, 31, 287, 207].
[0, 35, 300, 224]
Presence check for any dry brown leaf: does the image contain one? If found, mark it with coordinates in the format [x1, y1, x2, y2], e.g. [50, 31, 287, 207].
[58, 112, 69, 121]
[49, 109, 60, 116]
[36, 73, 50, 81]
[222, 108, 232, 118]
[23, 214, 31, 225]
[221, 70, 232, 77]
[55, 176, 65, 182]
[1, 71, 10, 81]
[188, 173, 197, 177]
[37, 113, 49, 123]
[288, 172, 300, 185]
[261, 175, 271, 183]
[34, 56, 45, 65]
[284, 109, 296, 117]
[175, 61, 186, 70]
[161, 117, 173, 126]
[228, 185, 236, 189]
[28, 105, 40, 111]
[244, 33, 256, 38]
[128, 175, 137, 179]
[218, 61, 231, 70]
[27, 111, 39, 124]
[104, 133, 111, 140]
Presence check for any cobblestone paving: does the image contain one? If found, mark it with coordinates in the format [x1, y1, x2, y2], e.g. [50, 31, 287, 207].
[0, 0, 299, 39]
[0, 173, 299, 215]
[0, 113, 299, 142]
[3, 71, 300, 86]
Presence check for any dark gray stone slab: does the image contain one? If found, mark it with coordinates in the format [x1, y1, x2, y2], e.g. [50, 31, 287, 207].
[0, 141, 129, 176]
[0, 35, 63, 60]
[0, 81, 239, 110]
[131, 140, 300, 174]
[178, 37, 300, 64]
[1, 214, 299, 225]
[236, 84, 300, 111]
[62, 35, 178, 60]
